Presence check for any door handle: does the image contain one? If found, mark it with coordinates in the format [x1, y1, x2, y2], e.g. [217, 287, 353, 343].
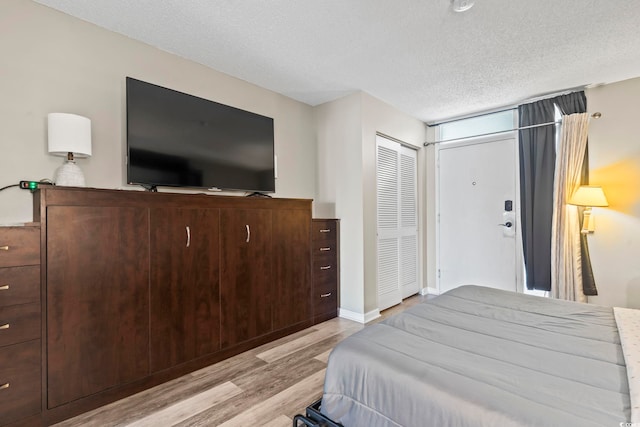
[246, 224, 250, 243]
[498, 222, 513, 228]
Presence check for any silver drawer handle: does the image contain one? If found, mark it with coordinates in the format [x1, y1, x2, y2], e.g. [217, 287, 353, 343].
[246, 224, 251, 243]
[321, 292, 332, 298]
[0, 324, 9, 330]
[319, 247, 331, 252]
[0, 245, 8, 251]
[320, 265, 331, 270]
[0, 285, 8, 291]
[186, 226, 191, 248]
[319, 229, 331, 233]
[0, 383, 8, 390]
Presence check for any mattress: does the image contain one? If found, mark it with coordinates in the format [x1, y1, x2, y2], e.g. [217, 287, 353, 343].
[321, 285, 633, 427]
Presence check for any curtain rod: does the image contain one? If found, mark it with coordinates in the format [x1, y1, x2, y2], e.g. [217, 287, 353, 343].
[424, 112, 601, 147]
[425, 106, 516, 128]
[426, 85, 590, 128]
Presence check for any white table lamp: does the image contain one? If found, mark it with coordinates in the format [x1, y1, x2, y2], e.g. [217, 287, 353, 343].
[48, 113, 92, 187]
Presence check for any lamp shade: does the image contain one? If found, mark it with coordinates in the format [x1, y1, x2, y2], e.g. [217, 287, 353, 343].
[568, 185, 609, 207]
[47, 113, 92, 158]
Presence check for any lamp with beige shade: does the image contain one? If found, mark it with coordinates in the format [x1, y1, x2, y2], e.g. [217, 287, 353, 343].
[568, 185, 609, 234]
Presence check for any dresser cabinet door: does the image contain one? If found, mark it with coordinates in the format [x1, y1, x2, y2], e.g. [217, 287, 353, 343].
[149, 208, 220, 372]
[46, 206, 150, 408]
[220, 209, 272, 347]
[272, 209, 311, 330]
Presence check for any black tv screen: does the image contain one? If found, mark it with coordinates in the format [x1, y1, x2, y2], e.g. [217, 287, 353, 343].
[126, 77, 275, 192]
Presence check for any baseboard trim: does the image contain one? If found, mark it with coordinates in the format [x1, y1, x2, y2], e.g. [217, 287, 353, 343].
[365, 309, 381, 323]
[339, 308, 381, 324]
[422, 286, 439, 296]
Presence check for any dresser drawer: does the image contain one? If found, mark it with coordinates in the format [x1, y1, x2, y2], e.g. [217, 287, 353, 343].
[313, 283, 338, 316]
[312, 264, 337, 287]
[0, 340, 41, 425]
[314, 279, 337, 297]
[311, 221, 337, 243]
[0, 228, 40, 268]
[0, 266, 40, 308]
[313, 256, 336, 279]
[0, 303, 40, 348]
[312, 219, 339, 324]
[312, 241, 336, 256]
[313, 252, 337, 266]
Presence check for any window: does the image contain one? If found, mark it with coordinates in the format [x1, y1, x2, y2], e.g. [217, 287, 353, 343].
[438, 110, 515, 142]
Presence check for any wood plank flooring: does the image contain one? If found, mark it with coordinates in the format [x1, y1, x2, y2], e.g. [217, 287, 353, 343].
[54, 294, 428, 427]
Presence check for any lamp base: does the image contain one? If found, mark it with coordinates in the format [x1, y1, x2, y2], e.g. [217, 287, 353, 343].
[54, 160, 86, 187]
[581, 207, 594, 234]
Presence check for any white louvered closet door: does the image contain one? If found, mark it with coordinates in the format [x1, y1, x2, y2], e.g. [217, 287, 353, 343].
[376, 135, 419, 311]
[399, 145, 419, 299]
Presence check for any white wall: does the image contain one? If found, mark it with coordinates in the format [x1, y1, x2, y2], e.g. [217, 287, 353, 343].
[18, 0, 633, 314]
[314, 93, 364, 314]
[0, 0, 316, 224]
[315, 92, 426, 318]
[361, 93, 426, 313]
[586, 77, 640, 308]
[0, 1, 429, 319]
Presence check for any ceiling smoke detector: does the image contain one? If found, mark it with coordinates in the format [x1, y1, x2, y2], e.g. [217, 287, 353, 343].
[452, 0, 474, 12]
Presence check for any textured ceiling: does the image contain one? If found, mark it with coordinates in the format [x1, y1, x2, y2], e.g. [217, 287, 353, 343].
[33, 0, 640, 123]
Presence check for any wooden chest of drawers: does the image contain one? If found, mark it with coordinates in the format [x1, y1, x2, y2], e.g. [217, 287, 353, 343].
[0, 226, 41, 426]
[311, 219, 339, 324]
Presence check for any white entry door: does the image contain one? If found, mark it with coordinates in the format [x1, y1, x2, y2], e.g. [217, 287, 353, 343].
[437, 135, 520, 294]
[377, 135, 419, 310]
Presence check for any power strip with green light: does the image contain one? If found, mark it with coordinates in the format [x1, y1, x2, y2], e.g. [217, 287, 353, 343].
[19, 181, 50, 191]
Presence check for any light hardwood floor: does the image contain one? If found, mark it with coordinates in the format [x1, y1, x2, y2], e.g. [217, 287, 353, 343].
[54, 294, 428, 427]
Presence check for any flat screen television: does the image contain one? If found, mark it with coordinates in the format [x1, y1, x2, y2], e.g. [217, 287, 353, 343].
[126, 77, 275, 193]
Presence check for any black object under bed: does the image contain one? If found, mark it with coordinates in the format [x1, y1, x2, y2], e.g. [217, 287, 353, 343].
[293, 399, 343, 427]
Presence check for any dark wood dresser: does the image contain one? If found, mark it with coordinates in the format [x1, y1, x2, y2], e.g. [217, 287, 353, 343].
[311, 219, 340, 324]
[32, 187, 313, 424]
[0, 225, 41, 426]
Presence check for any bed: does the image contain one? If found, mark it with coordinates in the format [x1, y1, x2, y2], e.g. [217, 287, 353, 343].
[295, 285, 640, 427]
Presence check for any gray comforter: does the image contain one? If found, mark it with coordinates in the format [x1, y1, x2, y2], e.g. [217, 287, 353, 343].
[321, 285, 630, 426]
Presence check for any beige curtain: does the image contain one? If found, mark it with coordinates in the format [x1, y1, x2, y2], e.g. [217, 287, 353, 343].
[551, 113, 590, 301]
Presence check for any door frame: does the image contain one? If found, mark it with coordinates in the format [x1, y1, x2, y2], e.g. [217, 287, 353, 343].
[434, 131, 524, 294]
